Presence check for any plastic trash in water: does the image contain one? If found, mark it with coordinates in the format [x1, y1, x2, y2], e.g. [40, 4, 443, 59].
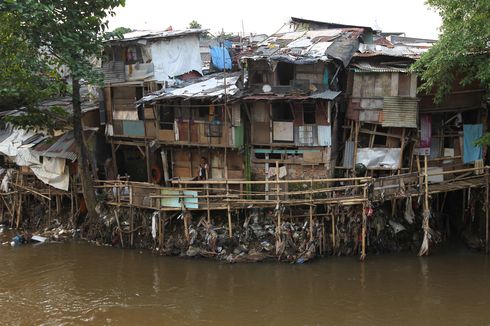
[11, 235, 23, 247]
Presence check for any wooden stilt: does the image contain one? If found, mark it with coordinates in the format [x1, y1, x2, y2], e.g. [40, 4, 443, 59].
[183, 210, 190, 242]
[361, 186, 367, 261]
[419, 155, 430, 256]
[15, 174, 23, 229]
[160, 211, 165, 247]
[129, 186, 134, 247]
[114, 209, 124, 248]
[309, 179, 314, 241]
[275, 161, 281, 237]
[227, 203, 232, 238]
[206, 184, 211, 223]
[48, 186, 51, 226]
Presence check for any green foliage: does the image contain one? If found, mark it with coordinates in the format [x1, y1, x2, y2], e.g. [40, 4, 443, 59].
[412, 0, 490, 102]
[4, 106, 70, 134]
[188, 20, 202, 29]
[0, 0, 125, 131]
[1, 0, 126, 83]
[105, 26, 132, 40]
[0, 12, 65, 111]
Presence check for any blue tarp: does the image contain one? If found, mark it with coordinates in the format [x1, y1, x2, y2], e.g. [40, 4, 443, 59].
[463, 124, 483, 163]
[210, 47, 232, 71]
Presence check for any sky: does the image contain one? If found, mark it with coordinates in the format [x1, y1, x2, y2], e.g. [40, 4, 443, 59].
[108, 0, 442, 40]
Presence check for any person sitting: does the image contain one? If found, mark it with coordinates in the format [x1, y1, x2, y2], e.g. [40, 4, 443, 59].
[198, 157, 209, 180]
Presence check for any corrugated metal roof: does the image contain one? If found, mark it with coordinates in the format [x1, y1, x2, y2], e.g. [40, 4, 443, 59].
[244, 28, 362, 66]
[32, 131, 77, 161]
[356, 43, 429, 59]
[309, 89, 342, 100]
[141, 73, 241, 103]
[382, 97, 418, 128]
[109, 29, 206, 43]
[351, 62, 409, 73]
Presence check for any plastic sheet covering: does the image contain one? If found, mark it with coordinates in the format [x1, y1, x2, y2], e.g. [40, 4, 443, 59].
[16, 148, 69, 191]
[151, 36, 203, 82]
[0, 128, 36, 157]
[210, 47, 232, 71]
[356, 148, 401, 169]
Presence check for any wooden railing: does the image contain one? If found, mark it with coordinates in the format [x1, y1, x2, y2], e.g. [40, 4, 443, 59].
[95, 176, 372, 211]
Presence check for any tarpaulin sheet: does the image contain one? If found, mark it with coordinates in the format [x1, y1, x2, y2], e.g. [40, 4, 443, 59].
[16, 148, 69, 191]
[0, 128, 36, 157]
[151, 36, 203, 82]
[210, 47, 232, 71]
[357, 148, 401, 169]
[463, 124, 483, 163]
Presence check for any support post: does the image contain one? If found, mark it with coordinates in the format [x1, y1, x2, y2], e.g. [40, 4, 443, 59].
[15, 173, 23, 229]
[130, 185, 134, 247]
[114, 209, 124, 248]
[309, 179, 314, 241]
[275, 161, 281, 237]
[361, 185, 367, 261]
[418, 155, 430, 256]
[226, 180, 232, 238]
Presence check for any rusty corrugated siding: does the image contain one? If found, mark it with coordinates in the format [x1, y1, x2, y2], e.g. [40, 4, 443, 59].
[382, 97, 418, 128]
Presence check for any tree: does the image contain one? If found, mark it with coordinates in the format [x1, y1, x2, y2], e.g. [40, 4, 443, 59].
[412, 0, 490, 102]
[0, 12, 65, 112]
[1, 0, 126, 224]
[188, 20, 202, 29]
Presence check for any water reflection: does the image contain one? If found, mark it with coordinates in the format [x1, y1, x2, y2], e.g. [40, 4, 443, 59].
[1, 243, 490, 325]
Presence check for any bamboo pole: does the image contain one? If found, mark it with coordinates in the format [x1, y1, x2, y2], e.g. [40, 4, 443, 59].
[352, 121, 359, 177]
[48, 186, 51, 226]
[361, 186, 367, 261]
[206, 184, 211, 223]
[275, 161, 281, 237]
[15, 174, 23, 229]
[226, 180, 232, 238]
[227, 203, 232, 239]
[183, 210, 190, 242]
[419, 155, 430, 256]
[309, 179, 314, 241]
[159, 211, 165, 248]
[114, 209, 124, 248]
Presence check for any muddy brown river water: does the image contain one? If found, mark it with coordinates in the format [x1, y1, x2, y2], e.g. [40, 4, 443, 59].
[1, 237, 490, 326]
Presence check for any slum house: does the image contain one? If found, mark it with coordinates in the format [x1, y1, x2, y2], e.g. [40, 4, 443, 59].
[340, 33, 489, 253]
[137, 72, 243, 184]
[239, 24, 371, 182]
[0, 89, 101, 228]
[102, 29, 205, 182]
[90, 20, 489, 260]
[342, 34, 487, 184]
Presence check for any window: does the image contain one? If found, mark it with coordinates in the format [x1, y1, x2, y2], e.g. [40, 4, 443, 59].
[303, 103, 316, 124]
[276, 62, 294, 86]
[198, 107, 208, 119]
[272, 102, 294, 121]
[159, 106, 175, 130]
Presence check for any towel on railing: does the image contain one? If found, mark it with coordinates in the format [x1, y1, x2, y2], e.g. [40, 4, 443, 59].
[463, 124, 483, 164]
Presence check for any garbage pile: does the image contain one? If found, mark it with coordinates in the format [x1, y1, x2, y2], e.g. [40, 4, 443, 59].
[157, 211, 315, 263]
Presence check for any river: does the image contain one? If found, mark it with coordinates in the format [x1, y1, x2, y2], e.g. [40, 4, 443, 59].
[1, 237, 490, 326]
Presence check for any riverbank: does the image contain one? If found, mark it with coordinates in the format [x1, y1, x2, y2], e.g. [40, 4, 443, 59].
[2, 191, 488, 263]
